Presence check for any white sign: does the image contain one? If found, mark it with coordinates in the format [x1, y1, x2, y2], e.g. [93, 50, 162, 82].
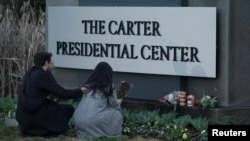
[48, 6, 216, 78]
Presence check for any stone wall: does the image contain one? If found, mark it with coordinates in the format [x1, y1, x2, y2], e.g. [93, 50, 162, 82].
[46, 0, 250, 107]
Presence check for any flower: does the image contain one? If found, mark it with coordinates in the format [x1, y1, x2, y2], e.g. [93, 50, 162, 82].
[182, 132, 188, 139]
[163, 92, 179, 105]
[174, 125, 177, 130]
[201, 130, 206, 135]
[117, 80, 133, 99]
[122, 127, 130, 133]
[157, 91, 180, 112]
[157, 97, 166, 104]
[196, 94, 217, 110]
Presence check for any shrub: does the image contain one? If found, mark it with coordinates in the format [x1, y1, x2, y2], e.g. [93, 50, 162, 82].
[0, 0, 45, 97]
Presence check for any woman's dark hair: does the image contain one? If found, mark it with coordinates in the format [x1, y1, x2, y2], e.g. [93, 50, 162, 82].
[84, 62, 114, 106]
[34, 51, 52, 67]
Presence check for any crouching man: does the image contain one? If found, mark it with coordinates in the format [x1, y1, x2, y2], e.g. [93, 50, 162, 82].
[16, 51, 88, 136]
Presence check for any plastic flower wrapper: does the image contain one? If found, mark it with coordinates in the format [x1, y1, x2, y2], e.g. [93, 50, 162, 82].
[117, 80, 133, 99]
[163, 92, 179, 104]
[157, 91, 180, 112]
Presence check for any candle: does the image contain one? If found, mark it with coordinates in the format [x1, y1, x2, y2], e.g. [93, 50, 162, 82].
[177, 91, 186, 106]
[187, 95, 195, 107]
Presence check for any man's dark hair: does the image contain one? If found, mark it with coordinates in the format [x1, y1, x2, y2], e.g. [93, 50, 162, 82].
[34, 51, 52, 67]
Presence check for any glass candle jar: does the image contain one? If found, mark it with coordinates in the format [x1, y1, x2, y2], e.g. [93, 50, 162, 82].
[177, 91, 186, 106]
[179, 97, 186, 106]
[187, 95, 195, 107]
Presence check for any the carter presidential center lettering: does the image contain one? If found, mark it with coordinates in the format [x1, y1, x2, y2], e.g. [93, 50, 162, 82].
[56, 20, 200, 62]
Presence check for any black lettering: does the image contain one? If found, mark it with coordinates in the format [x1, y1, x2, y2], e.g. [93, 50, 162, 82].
[81, 20, 106, 34]
[144, 21, 151, 36]
[118, 20, 126, 35]
[170, 46, 181, 61]
[56, 42, 62, 55]
[130, 45, 138, 59]
[93, 43, 100, 57]
[120, 44, 129, 58]
[127, 21, 135, 35]
[108, 20, 161, 36]
[160, 46, 170, 60]
[69, 42, 75, 56]
[100, 43, 108, 57]
[181, 47, 189, 62]
[81, 20, 91, 34]
[105, 44, 116, 58]
[151, 45, 160, 60]
[152, 21, 161, 36]
[108, 20, 117, 35]
[74, 42, 80, 56]
[61, 42, 68, 55]
[141, 45, 151, 60]
[99, 20, 106, 34]
[134, 21, 143, 35]
[190, 47, 200, 62]
[85, 43, 93, 56]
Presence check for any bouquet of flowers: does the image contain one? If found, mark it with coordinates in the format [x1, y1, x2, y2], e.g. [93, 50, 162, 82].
[157, 91, 180, 111]
[117, 80, 133, 99]
[196, 95, 217, 110]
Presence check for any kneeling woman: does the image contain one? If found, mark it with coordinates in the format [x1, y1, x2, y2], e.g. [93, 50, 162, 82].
[72, 62, 123, 139]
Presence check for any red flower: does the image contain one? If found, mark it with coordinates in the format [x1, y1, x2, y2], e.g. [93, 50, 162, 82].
[157, 97, 166, 104]
[117, 80, 133, 99]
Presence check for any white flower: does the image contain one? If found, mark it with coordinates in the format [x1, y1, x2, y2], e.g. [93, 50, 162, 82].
[201, 95, 210, 103]
[163, 92, 179, 104]
[201, 130, 206, 134]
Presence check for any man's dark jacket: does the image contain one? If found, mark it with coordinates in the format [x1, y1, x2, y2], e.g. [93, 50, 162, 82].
[16, 66, 83, 136]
